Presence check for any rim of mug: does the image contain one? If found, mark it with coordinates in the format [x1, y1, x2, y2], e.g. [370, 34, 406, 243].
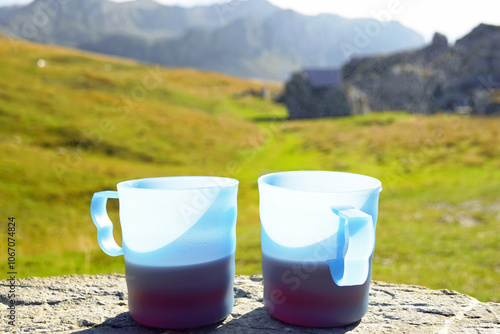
[116, 176, 239, 191]
[258, 170, 382, 195]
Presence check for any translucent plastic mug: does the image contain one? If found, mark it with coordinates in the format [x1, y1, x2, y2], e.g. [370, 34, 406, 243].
[90, 176, 238, 329]
[258, 171, 382, 327]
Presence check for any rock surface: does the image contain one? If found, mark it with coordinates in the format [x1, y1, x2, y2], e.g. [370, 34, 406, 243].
[343, 24, 500, 114]
[1, 274, 500, 333]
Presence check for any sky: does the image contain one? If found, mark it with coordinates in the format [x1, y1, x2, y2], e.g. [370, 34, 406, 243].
[1, 0, 499, 42]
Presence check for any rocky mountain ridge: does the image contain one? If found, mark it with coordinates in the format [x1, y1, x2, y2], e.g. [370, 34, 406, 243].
[343, 24, 500, 114]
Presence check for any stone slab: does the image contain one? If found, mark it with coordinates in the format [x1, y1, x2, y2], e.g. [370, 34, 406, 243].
[1, 274, 500, 333]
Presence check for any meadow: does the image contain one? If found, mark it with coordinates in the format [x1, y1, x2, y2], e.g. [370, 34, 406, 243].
[1, 36, 499, 302]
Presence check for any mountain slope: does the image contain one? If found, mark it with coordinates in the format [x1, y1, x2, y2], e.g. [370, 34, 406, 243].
[0, 0, 425, 80]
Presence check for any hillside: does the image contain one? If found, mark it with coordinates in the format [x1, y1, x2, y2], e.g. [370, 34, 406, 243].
[0, 33, 282, 277]
[0, 0, 425, 80]
[0, 36, 499, 302]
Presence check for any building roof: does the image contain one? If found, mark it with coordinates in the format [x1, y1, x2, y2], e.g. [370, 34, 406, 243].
[303, 69, 341, 88]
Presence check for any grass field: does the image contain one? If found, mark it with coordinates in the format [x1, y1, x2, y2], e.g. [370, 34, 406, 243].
[1, 36, 499, 302]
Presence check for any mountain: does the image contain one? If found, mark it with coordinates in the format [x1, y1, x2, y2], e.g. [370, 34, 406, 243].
[0, 0, 425, 80]
[0, 0, 279, 44]
[140, 9, 425, 80]
[342, 24, 500, 114]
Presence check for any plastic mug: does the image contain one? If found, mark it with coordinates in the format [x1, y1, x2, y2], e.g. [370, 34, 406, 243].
[258, 171, 382, 327]
[90, 176, 238, 329]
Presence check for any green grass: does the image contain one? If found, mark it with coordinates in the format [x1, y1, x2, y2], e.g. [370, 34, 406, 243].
[1, 36, 499, 302]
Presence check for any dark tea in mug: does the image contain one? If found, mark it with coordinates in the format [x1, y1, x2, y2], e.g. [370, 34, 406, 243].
[126, 254, 235, 329]
[262, 254, 371, 328]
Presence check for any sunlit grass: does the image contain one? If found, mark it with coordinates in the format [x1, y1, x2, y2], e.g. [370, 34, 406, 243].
[1, 36, 499, 302]
[279, 113, 500, 302]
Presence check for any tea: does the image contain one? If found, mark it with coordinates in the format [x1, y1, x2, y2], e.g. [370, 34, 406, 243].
[125, 254, 234, 329]
[262, 254, 370, 327]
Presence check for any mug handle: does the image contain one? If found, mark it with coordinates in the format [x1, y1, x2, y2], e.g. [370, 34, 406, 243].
[90, 191, 123, 257]
[327, 205, 374, 286]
